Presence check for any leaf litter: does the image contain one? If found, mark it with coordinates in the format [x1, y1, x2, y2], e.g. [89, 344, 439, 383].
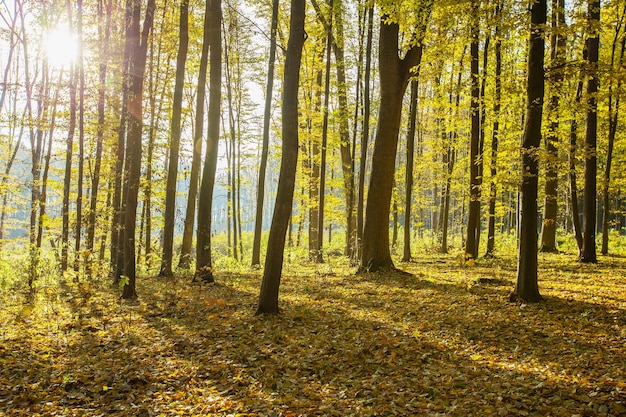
[0, 252, 625, 416]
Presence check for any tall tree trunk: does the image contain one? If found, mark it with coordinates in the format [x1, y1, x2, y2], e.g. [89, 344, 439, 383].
[511, 0, 546, 303]
[402, 79, 419, 262]
[540, 0, 566, 252]
[486, 1, 502, 257]
[256, 0, 306, 315]
[465, 0, 481, 261]
[195, 0, 222, 283]
[87, 0, 112, 269]
[160, 0, 189, 277]
[180, 0, 211, 270]
[360, 3, 432, 272]
[601, 9, 625, 255]
[580, 0, 600, 263]
[121, 0, 156, 299]
[74, 0, 85, 272]
[251, 0, 279, 267]
[356, 3, 373, 260]
[62, 67, 76, 272]
[316, 1, 333, 263]
[569, 80, 584, 254]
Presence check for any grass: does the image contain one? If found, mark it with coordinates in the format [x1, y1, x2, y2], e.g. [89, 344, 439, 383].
[0, 248, 625, 416]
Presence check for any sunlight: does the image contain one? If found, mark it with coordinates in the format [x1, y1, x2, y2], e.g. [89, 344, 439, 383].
[44, 27, 77, 68]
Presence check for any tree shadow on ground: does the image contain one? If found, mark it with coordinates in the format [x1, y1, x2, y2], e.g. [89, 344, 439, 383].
[2, 258, 626, 416]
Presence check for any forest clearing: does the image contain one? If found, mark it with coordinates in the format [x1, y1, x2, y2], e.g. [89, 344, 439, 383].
[1, 249, 625, 416]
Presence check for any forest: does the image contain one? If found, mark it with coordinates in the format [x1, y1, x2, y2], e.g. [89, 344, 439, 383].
[1, 0, 625, 415]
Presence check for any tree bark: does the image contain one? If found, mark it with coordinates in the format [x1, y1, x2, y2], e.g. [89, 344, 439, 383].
[256, 0, 306, 315]
[160, 0, 189, 277]
[195, 0, 222, 283]
[486, 1, 502, 257]
[580, 0, 600, 263]
[121, 0, 156, 299]
[465, 0, 481, 261]
[539, 0, 566, 253]
[511, 0, 546, 303]
[179, 0, 211, 270]
[356, 3, 373, 260]
[601, 9, 625, 255]
[360, 3, 432, 272]
[402, 79, 419, 262]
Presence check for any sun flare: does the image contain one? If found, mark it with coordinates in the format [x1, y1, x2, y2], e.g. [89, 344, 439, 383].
[44, 28, 77, 68]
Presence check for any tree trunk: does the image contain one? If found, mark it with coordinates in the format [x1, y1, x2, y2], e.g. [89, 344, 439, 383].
[486, 1, 502, 257]
[316, 2, 333, 263]
[160, 0, 189, 277]
[195, 0, 222, 283]
[580, 0, 600, 263]
[87, 0, 112, 269]
[402, 79, 419, 262]
[256, 0, 306, 315]
[539, 0, 565, 253]
[179, 0, 211, 270]
[74, 0, 85, 272]
[360, 4, 432, 272]
[601, 11, 625, 255]
[121, 0, 156, 299]
[356, 3, 374, 260]
[465, 0, 481, 261]
[511, 0, 546, 303]
[569, 80, 584, 254]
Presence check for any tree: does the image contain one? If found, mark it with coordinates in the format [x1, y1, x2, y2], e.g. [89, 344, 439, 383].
[464, 0, 481, 261]
[121, 0, 156, 299]
[580, 0, 600, 263]
[355, 2, 374, 260]
[251, 0, 280, 267]
[402, 79, 419, 262]
[539, 0, 566, 253]
[195, 0, 222, 283]
[86, 0, 112, 270]
[179, 0, 211, 270]
[511, 0, 546, 303]
[160, 0, 189, 277]
[601, 5, 625, 255]
[256, 0, 306, 315]
[485, 0, 502, 257]
[360, 2, 432, 272]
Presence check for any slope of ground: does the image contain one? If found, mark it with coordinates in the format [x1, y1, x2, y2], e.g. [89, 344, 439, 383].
[1, 252, 625, 416]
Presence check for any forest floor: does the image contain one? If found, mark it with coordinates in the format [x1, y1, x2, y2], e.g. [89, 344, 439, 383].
[1, 251, 625, 416]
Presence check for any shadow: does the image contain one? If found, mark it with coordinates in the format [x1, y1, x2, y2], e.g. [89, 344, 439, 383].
[2, 257, 626, 416]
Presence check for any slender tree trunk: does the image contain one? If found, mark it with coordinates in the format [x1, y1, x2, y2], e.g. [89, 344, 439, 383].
[87, 0, 112, 269]
[569, 80, 584, 253]
[511, 0, 546, 303]
[580, 0, 600, 263]
[316, 2, 333, 263]
[74, 0, 85, 272]
[160, 0, 189, 277]
[195, 0, 222, 283]
[486, 1, 502, 257]
[402, 79, 419, 262]
[540, 0, 565, 253]
[601, 10, 625, 255]
[251, 0, 279, 266]
[356, 3, 373, 260]
[179, 0, 211, 270]
[62, 2, 77, 272]
[465, 0, 481, 261]
[256, 0, 306, 315]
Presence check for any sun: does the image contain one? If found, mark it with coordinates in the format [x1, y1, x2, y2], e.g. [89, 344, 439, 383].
[44, 27, 77, 69]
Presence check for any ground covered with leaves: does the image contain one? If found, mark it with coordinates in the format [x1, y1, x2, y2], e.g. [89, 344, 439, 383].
[1, 252, 625, 416]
